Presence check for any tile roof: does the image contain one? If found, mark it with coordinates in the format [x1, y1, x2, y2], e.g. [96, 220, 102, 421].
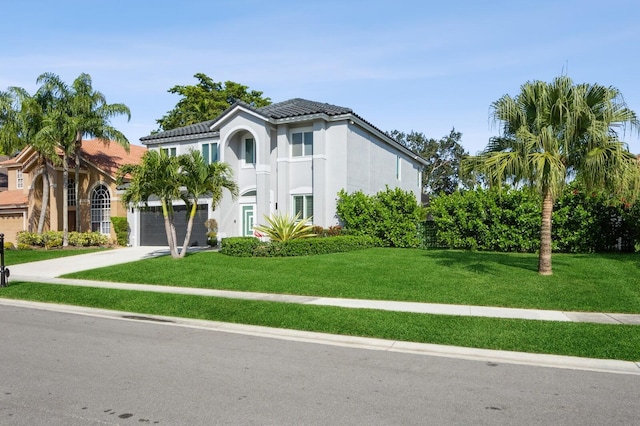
[0, 189, 28, 208]
[257, 98, 353, 119]
[140, 98, 355, 143]
[80, 139, 147, 178]
[140, 120, 219, 143]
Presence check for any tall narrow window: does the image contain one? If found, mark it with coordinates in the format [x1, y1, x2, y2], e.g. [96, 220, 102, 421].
[202, 142, 218, 165]
[244, 138, 255, 164]
[293, 195, 313, 220]
[16, 169, 23, 189]
[396, 155, 401, 180]
[292, 132, 313, 157]
[91, 184, 111, 234]
[67, 179, 76, 206]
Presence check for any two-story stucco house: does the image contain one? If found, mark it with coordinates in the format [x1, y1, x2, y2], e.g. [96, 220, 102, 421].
[133, 98, 427, 246]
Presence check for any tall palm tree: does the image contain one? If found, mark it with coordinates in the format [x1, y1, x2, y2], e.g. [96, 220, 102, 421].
[36, 72, 131, 245]
[3, 86, 61, 233]
[67, 73, 130, 232]
[118, 150, 183, 257]
[467, 76, 639, 275]
[178, 150, 238, 257]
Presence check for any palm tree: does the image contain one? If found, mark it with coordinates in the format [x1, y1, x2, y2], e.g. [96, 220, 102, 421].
[178, 150, 238, 256]
[3, 86, 61, 233]
[118, 150, 183, 257]
[467, 76, 639, 275]
[36, 73, 131, 245]
[67, 73, 131, 232]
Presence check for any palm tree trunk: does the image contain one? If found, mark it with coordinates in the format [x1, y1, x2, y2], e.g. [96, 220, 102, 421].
[74, 134, 82, 233]
[161, 200, 178, 258]
[37, 165, 50, 234]
[538, 187, 553, 275]
[62, 154, 69, 247]
[179, 202, 197, 258]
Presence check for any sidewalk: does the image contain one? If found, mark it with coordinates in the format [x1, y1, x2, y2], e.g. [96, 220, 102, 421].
[2, 246, 640, 375]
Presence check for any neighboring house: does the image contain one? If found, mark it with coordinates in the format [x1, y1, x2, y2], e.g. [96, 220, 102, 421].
[136, 98, 428, 246]
[0, 140, 146, 245]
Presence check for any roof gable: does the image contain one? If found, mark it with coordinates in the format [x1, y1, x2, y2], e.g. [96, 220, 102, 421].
[80, 139, 146, 178]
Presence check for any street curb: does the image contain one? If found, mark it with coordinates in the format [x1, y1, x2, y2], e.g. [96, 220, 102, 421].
[2, 297, 639, 376]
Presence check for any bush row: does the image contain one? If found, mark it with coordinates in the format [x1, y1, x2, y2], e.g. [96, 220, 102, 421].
[17, 231, 109, 249]
[427, 186, 640, 253]
[220, 235, 377, 257]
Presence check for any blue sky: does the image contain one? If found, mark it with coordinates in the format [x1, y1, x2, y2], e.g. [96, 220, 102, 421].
[2, 0, 639, 155]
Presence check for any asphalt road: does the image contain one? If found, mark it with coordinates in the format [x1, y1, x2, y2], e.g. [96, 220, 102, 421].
[2, 305, 639, 425]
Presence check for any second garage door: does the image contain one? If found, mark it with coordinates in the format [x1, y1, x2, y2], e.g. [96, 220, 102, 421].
[139, 204, 208, 246]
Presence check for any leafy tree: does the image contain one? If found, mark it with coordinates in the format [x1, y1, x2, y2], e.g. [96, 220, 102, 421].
[156, 73, 271, 131]
[389, 128, 476, 195]
[466, 76, 640, 275]
[118, 149, 238, 258]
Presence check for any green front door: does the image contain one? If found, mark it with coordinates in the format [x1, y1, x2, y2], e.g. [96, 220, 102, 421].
[242, 205, 255, 237]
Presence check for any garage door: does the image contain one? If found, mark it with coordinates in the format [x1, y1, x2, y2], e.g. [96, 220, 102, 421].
[140, 204, 208, 246]
[0, 213, 25, 245]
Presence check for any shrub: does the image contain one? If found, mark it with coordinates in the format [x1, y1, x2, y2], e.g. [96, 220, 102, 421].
[253, 212, 315, 241]
[17, 230, 108, 248]
[220, 237, 261, 257]
[207, 231, 218, 247]
[3, 241, 15, 250]
[17, 231, 43, 247]
[336, 186, 422, 248]
[111, 217, 129, 246]
[221, 235, 377, 257]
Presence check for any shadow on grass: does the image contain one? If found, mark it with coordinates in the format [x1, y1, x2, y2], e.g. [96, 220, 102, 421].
[424, 249, 539, 274]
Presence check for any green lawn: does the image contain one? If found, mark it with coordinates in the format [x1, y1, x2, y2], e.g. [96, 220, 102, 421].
[4, 247, 107, 264]
[63, 248, 640, 313]
[2, 282, 639, 361]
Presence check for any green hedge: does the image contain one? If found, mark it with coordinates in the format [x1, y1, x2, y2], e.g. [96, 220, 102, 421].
[17, 231, 109, 249]
[427, 187, 640, 253]
[220, 235, 377, 257]
[336, 186, 423, 248]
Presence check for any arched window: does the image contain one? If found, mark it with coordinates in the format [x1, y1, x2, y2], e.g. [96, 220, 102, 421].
[91, 184, 110, 234]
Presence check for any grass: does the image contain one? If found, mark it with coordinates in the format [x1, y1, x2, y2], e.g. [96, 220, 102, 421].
[63, 248, 640, 314]
[4, 247, 107, 264]
[1, 282, 639, 361]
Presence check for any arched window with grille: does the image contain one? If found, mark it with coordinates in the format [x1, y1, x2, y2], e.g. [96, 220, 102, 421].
[91, 184, 111, 234]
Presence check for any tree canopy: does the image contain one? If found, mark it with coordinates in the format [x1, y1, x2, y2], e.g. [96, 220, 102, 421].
[389, 128, 476, 195]
[156, 73, 271, 131]
[466, 75, 640, 275]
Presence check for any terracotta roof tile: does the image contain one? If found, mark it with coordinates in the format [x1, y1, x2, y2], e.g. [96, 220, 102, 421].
[0, 190, 28, 208]
[80, 139, 146, 178]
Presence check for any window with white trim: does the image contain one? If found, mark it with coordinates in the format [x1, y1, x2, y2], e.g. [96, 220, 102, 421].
[244, 138, 255, 164]
[202, 142, 218, 165]
[16, 169, 23, 189]
[67, 179, 76, 206]
[91, 184, 111, 234]
[293, 195, 313, 220]
[161, 147, 177, 157]
[292, 131, 313, 157]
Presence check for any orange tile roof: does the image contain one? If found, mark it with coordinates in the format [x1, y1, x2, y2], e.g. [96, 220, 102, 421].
[0, 190, 28, 209]
[80, 139, 146, 178]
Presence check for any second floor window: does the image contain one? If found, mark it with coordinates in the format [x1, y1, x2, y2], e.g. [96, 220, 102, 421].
[202, 143, 218, 165]
[244, 138, 255, 164]
[292, 132, 313, 157]
[161, 147, 177, 157]
[16, 169, 23, 189]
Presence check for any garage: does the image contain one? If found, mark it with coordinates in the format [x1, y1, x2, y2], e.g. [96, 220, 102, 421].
[0, 212, 25, 246]
[139, 204, 209, 246]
